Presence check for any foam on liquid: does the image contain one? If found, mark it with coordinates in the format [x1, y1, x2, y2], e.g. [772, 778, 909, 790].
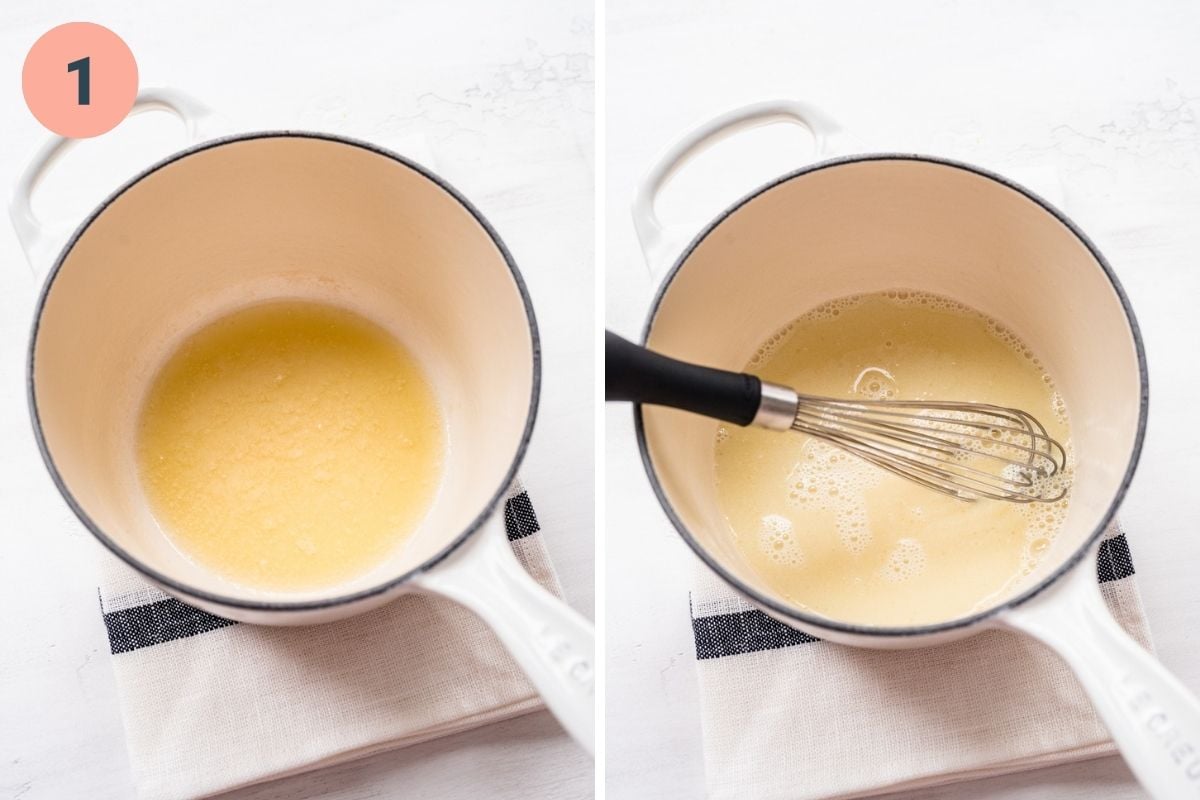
[714, 291, 1072, 626]
[136, 300, 444, 591]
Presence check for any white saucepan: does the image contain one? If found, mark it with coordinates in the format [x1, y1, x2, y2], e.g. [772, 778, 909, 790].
[631, 100, 1199, 796]
[15, 89, 594, 754]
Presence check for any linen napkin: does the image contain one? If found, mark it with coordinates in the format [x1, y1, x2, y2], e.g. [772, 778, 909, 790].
[690, 521, 1153, 799]
[97, 484, 561, 800]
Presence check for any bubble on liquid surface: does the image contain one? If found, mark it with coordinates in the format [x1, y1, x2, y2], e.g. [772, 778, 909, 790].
[747, 322, 797, 368]
[888, 289, 972, 314]
[715, 425, 730, 445]
[1050, 390, 1069, 425]
[757, 514, 803, 566]
[852, 366, 899, 400]
[786, 439, 880, 553]
[1007, 439, 1074, 573]
[881, 538, 926, 582]
[800, 295, 866, 323]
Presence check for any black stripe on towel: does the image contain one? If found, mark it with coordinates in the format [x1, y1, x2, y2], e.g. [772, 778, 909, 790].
[504, 491, 540, 541]
[103, 491, 541, 654]
[1097, 533, 1135, 583]
[693, 533, 1136, 660]
[693, 610, 819, 660]
[104, 598, 237, 654]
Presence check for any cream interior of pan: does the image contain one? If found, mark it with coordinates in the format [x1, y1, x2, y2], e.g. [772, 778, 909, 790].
[642, 158, 1143, 627]
[32, 136, 535, 603]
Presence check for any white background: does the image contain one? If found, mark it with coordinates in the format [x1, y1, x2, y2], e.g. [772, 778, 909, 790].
[0, 2, 594, 799]
[606, 1, 1200, 798]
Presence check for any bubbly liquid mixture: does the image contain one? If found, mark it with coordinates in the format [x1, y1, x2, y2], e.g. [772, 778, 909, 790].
[714, 291, 1072, 626]
[137, 301, 444, 591]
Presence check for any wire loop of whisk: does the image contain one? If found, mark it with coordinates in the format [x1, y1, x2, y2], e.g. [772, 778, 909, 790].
[790, 394, 1068, 503]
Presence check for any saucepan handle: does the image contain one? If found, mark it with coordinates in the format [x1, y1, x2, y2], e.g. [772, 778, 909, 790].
[631, 99, 852, 281]
[10, 87, 222, 278]
[413, 510, 595, 755]
[1002, 543, 1200, 798]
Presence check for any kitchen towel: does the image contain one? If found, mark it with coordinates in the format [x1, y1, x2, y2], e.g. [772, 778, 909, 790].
[97, 484, 560, 800]
[691, 521, 1152, 799]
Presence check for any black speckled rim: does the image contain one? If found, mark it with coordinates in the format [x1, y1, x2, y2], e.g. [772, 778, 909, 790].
[27, 131, 541, 612]
[635, 152, 1149, 639]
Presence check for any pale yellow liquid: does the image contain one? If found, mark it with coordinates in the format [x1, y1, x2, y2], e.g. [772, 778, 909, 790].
[714, 291, 1072, 626]
[136, 301, 444, 591]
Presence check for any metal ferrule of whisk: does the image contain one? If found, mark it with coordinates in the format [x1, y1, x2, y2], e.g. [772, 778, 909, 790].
[751, 380, 1068, 503]
[752, 382, 800, 430]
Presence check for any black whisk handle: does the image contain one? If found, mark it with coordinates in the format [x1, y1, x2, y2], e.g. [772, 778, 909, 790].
[604, 331, 762, 426]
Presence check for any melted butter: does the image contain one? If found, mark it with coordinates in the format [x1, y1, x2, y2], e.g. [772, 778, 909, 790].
[714, 291, 1071, 626]
[137, 300, 443, 591]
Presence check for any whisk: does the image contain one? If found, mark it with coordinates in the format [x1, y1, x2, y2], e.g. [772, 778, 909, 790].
[606, 332, 1067, 503]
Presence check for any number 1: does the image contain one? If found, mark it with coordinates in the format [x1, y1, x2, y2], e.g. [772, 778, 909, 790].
[67, 56, 90, 105]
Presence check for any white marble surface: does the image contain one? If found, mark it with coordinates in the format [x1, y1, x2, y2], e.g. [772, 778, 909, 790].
[0, 2, 593, 798]
[605, 1, 1200, 798]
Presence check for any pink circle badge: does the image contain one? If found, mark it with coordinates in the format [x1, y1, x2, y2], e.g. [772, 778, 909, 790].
[22, 22, 138, 138]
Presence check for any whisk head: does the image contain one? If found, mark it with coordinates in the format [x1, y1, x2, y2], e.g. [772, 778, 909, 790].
[789, 395, 1068, 503]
